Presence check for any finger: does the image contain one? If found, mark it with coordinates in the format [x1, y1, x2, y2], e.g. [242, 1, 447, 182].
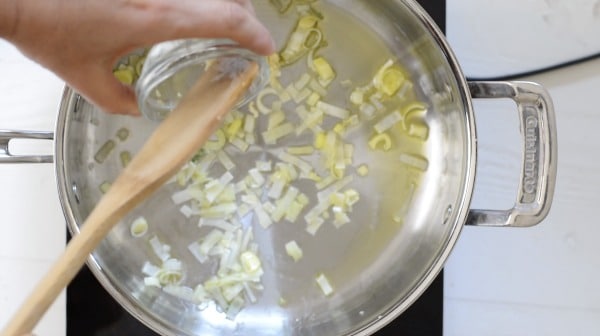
[180, 0, 274, 54]
[139, 0, 276, 55]
[71, 65, 140, 116]
[222, 0, 255, 15]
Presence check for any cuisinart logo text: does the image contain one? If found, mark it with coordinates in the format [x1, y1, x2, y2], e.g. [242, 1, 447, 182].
[523, 114, 538, 196]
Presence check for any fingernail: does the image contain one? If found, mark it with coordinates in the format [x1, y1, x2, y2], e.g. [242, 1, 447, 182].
[264, 36, 276, 55]
[254, 23, 276, 55]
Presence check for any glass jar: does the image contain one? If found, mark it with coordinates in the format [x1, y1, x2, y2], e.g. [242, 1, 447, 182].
[135, 39, 269, 121]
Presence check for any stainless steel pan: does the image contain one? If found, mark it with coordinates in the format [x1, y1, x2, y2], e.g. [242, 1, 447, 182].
[0, 0, 557, 335]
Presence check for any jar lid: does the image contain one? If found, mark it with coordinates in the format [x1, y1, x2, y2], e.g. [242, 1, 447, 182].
[136, 39, 269, 121]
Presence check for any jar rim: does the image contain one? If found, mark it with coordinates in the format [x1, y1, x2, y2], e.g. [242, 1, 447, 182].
[136, 39, 269, 121]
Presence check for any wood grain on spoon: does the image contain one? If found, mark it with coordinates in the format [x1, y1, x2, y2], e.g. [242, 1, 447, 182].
[1, 60, 259, 336]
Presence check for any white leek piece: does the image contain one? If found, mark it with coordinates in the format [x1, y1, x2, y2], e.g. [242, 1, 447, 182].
[149, 236, 171, 261]
[316, 101, 350, 119]
[374, 111, 403, 134]
[262, 122, 294, 144]
[315, 273, 334, 296]
[399, 153, 429, 171]
[285, 240, 303, 262]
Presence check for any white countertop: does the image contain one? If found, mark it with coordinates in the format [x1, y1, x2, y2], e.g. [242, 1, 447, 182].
[445, 1, 600, 334]
[0, 41, 66, 335]
[443, 55, 600, 336]
[447, 0, 600, 78]
[1, 4, 600, 334]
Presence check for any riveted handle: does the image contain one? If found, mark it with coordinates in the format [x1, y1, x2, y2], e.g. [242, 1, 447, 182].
[0, 130, 54, 163]
[466, 81, 557, 227]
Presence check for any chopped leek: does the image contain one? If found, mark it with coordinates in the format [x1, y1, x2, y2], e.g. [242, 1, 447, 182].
[248, 168, 266, 187]
[114, 52, 147, 85]
[333, 211, 351, 228]
[295, 73, 312, 90]
[291, 87, 312, 103]
[254, 203, 274, 229]
[315, 175, 335, 190]
[244, 114, 256, 133]
[256, 87, 280, 114]
[113, 68, 134, 85]
[268, 110, 286, 130]
[312, 57, 335, 82]
[306, 216, 325, 236]
[279, 15, 322, 66]
[358, 103, 377, 120]
[399, 153, 429, 171]
[369, 93, 385, 111]
[225, 118, 243, 140]
[94, 140, 116, 164]
[188, 241, 208, 264]
[163, 285, 195, 301]
[317, 176, 353, 202]
[240, 251, 262, 274]
[142, 262, 160, 277]
[314, 132, 326, 149]
[285, 240, 303, 262]
[256, 160, 273, 172]
[268, 178, 287, 199]
[368, 133, 392, 151]
[285, 199, 306, 222]
[309, 79, 328, 96]
[198, 202, 237, 219]
[401, 102, 428, 117]
[315, 273, 334, 296]
[373, 59, 405, 96]
[286, 145, 314, 155]
[130, 216, 148, 238]
[407, 121, 429, 140]
[316, 101, 350, 119]
[204, 129, 226, 151]
[144, 276, 161, 288]
[217, 151, 235, 171]
[149, 236, 171, 262]
[262, 122, 294, 144]
[271, 186, 300, 221]
[277, 152, 313, 174]
[296, 107, 323, 135]
[199, 219, 238, 232]
[374, 111, 403, 134]
[306, 92, 321, 106]
[350, 90, 365, 105]
[230, 137, 250, 152]
[120, 151, 131, 168]
[116, 127, 130, 141]
[99, 181, 111, 194]
[270, 0, 293, 13]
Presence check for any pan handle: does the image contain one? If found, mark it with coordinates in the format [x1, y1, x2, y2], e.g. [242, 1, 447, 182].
[466, 81, 557, 227]
[0, 130, 54, 163]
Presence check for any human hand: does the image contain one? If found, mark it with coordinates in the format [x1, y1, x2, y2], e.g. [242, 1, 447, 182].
[1, 0, 275, 115]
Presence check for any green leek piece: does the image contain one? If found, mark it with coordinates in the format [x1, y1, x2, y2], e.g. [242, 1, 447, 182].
[113, 68, 134, 85]
[368, 133, 392, 151]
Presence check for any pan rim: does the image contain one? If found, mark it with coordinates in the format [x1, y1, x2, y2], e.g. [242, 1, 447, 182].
[54, 1, 477, 335]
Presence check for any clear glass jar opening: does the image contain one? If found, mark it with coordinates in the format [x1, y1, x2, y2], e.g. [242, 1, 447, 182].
[136, 39, 269, 121]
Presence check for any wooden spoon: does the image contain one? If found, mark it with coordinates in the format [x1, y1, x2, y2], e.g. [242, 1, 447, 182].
[2, 60, 259, 336]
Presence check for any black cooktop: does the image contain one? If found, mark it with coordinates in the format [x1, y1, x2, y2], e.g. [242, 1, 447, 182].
[67, 1, 445, 335]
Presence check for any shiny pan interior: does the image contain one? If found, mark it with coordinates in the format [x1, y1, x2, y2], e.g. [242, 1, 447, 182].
[57, 0, 474, 335]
